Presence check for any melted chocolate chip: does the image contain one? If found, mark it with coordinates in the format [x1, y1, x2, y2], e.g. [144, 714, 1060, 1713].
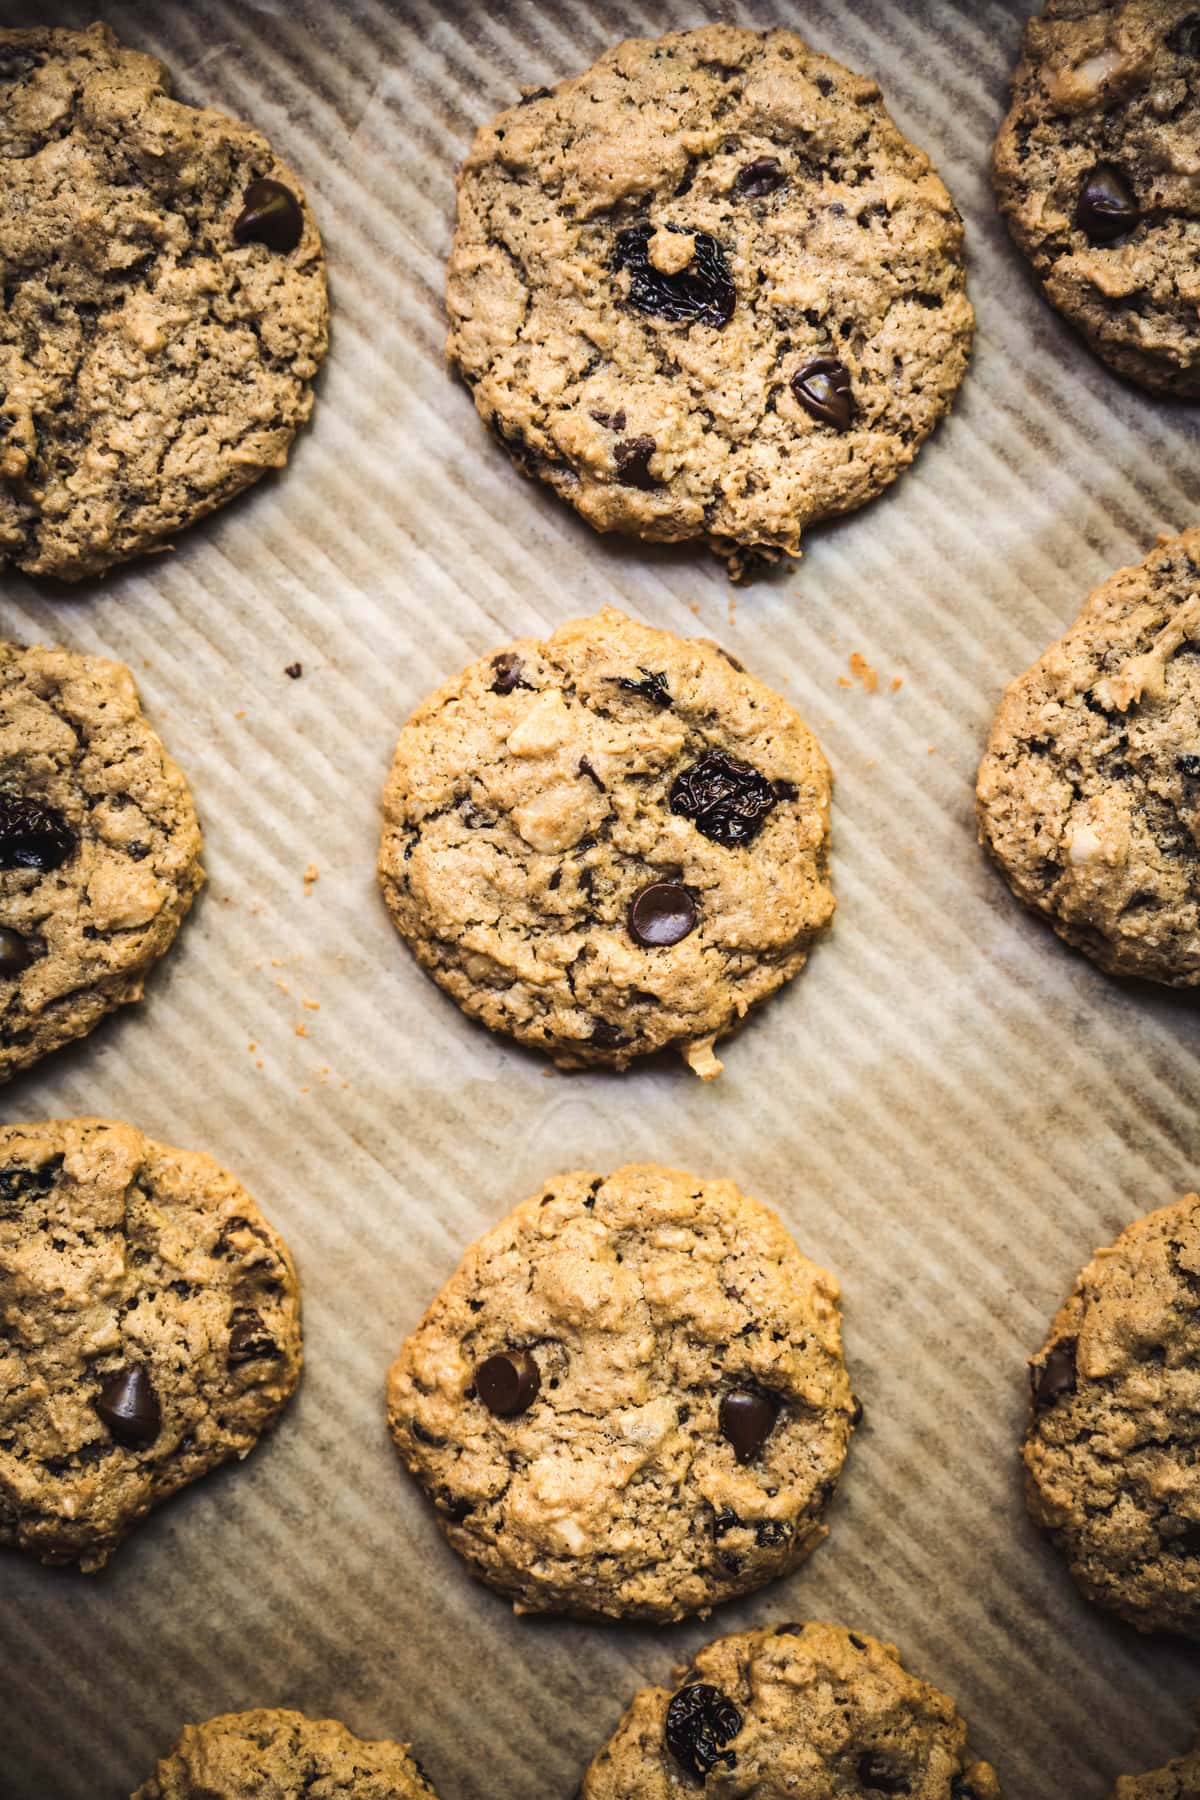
[614, 435, 659, 489]
[0, 797, 74, 872]
[227, 1308, 280, 1364]
[613, 223, 736, 329]
[1031, 1341, 1077, 1411]
[0, 927, 31, 977]
[94, 1366, 161, 1448]
[233, 177, 304, 252]
[475, 1349, 540, 1417]
[665, 1684, 742, 1780]
[719, 1388, 780, 1462]
[1076, 165, 1138, 244]
[628, 881, 696, 948]
[618, 668, 672, 707]
[791, 356, 854, 430]
[490, 652, 531, 695]
[858, 1754, 912, 1794]
[735, 156, 785, 197]
[670, 749, 781, 848]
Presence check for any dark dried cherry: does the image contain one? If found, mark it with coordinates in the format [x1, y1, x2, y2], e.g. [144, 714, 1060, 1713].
[227, 1308, 281, 1364]
[664, 1683, 742, 1779]
[614, 435, 660, 489]
[735, 156, 785, 197]
[490, 653, 531, 695]
[670, 749, 781, 848]
[613, 223, 736, 328]
[618, 668, 672, 707]
[0, 796, 74, 872]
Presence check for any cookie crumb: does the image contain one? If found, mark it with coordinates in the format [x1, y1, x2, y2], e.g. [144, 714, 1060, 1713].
[303, 863, 318, 893]
[284, 662, 303, 679]
[891, 674, 903, 691]
[847, 653, 879, 693]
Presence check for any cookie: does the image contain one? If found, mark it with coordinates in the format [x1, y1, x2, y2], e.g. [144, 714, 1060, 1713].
[387, 1163, 856, 1623]
[579, 1621, 1001, 1798]
[1024, 1192, 1200, 1636]
[131, 1709, 438, 1800]
[377, 608, 833, 1077]
[0, 23, 329, 582]
[976, 529, 1200, 984]
[0, 1119, 302, 1571]
[993, 1, 1200, 396]
[0, 641, 203, 1079]
[446, 23, 973, 578]
[1112, 1734, 1200, 1798]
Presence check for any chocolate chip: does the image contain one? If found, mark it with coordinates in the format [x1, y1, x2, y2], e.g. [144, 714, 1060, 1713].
[577, 756, 605, 791]
[613, 223, 736, 329]
[94, 1366, 161, 1448]
[0, 1156, 62, 1211]
[618, 668, 672, 706]
[227, 1308, 280, 1364]
[665, 1684, 742, 1780]
[670, 749, 781, 848]
[0, 797, 74, 872]
[735, 156, 785, 197]
[629, 881, 696, 948]
[589, 407, 626, 431]
[490, 652, 531, 695]
[1168, 12, 1200, 56]
[475, 1349, 540, 1417]
[614, 435, 659, 489]
[0, 927, 31, 977]
[284, 662, 303, 680]
[1075, 165, 1138, 244]
[519, 84, 553, 104]
[1178, 754, 1200, 779]
[1031, 1341, 1077, 1411]
[720, 1388, 780, 1462]
[233, 177, 304, 252]
[850, 1395, 865, 1425]
[588, 1017, 628, 1049]
[950, 1781, 980, 1800]
[859, 1754, 911, 1793]
[791, 356, 854, 430]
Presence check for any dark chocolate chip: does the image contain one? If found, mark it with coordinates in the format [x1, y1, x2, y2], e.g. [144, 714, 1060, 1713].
[850, 1395, 865, 1425]
[665, 1684, 742, 1780]
[0, 797, 74, 872]
[791, 356, 854, 430]
[227, 1308, 280, 1364]
[774, 1622, 806, 1637]
[588, 1017, 628, 1049]
[519, 84, 553, 104]
[950, 1781, 980, 1800]
[94, 1366, 161, 1449]
[490, 652, 531, 695]
[1075, 165, 1138, 244]
[613, 223, 736, 329]
[589, 407, 627, 431]
[735, 156, 785, 197]
[614, 435, 659, 489]
[754, 1518, 792, 1547]
[578, 756, 605, 791]
[284, 662, 303, 680]
[233, 177, 304, 252]
[475, 1349, 540, 1417]
[719, 1388, 780, 1463]
[1178, 754, 1200, 779]
[0, 927, 32, 977]
[628, 881, 696, 948]
[670, 749, 781, 848]
[1031, 1341, 1077, 1411]
[618, 667, 672, 706]
[859, 1753, 912, 1793]
[0, 1156, 63, 1211]
[1168, 13, 1200, 56]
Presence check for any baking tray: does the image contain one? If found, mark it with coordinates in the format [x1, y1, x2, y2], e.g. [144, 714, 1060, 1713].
[1, 1, 1198, 1795]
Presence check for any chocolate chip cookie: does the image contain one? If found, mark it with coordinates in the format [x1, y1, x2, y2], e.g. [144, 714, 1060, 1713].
[132, 1709, 438, 1800]
[0, 641, 203, 1078]
[0, 1119, 302, 1571]
[1112, 1733, 1200, 1797]
[0, 23, 329, 582]
[387, 1163, 856, 1623]
[447, 23, 973, 578]
[1024, 1191, 1200, 1636]
[993, 1, 1200, 396]
[977, 529, 1200, 984]
[579, 1622, 1001, 1798]
[378, 609, 833, 1077]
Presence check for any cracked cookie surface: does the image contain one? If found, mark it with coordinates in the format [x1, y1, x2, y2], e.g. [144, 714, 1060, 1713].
[0, 640, 203, 1078]
[1112, 1734, 1200, 1797]
[1024, 1192, 1200, 1637]
[0, 23, 328, 582]
[993, 0, 1200, 396]
[132, 1708, 437, 1800]
[447, 23, 973, 577]
[580, 1622, 1001, 1798]
[977, 529, 1200, 983]
[377, 608, 834, 1076]
[387, 1164, 856, 1623]
[0, 1118, 302, 1571]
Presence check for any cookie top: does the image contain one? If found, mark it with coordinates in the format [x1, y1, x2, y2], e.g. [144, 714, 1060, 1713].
[0, 641, 204, 1079]
[0, 23, 329, 582]
[1024, 1192, 1200, 1637]
[131, 1709, 437, 1800]
[976, 529, 1200, 985]
[1112, 1735, 1200, 1798]
[377, 608, 833, 1077]
[993, 1, 1200, 396]
[579, 1622, 1001, 1798]
[387, 1164, 856, 1623]
[447, 24, 973, 577]
[0, 1119, 302, 1571]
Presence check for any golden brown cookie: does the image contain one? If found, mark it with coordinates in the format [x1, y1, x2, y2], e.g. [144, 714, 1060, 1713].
[1111, 1730, 1200, 1797]
[131, 1708, 437, 1799]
